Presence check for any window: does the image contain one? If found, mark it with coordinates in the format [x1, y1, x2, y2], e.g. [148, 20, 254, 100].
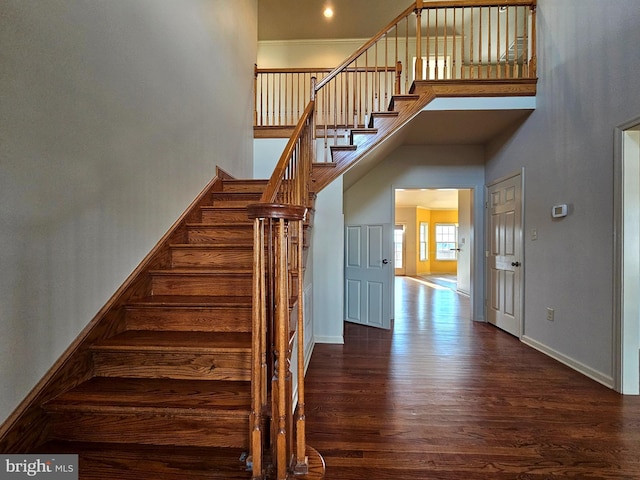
[435, 223, 458, 260]
[419, 222, 428, 261]
[394, 225, 404, 269]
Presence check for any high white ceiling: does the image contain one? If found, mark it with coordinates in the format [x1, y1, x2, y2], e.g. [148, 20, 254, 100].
[396, 188, 460, 210]
[258, 0, 404, 41]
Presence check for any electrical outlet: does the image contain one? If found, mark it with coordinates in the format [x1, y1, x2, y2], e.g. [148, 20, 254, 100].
[546, 308, 555, 322]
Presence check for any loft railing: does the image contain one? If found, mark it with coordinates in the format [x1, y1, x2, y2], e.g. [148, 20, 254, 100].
[255, 0, 537, 133]
[248, 1, 537, 478]
[255, 64, 403, 128]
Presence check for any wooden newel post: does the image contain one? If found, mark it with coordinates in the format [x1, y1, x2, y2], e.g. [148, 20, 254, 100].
[415, 0, 424, 81]
[293, 216, 309, 474]
[273, 217, 288, 480]
[249, 216, 265, 480]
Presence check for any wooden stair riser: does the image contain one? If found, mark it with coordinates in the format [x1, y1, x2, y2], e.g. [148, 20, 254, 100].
[186, 225, 253, 244]
[211, 192, 263, 207]
[92, 351, 251, 381]
[47, 412, 248, 448]
[170, 246, 253, 269]
[368, 110, 400, 128]
[221, 180, 268, 193]
[150, 272, 252, 296]
[350, 129, 378, 147]
[201, 207, 250, 223]
[388, 94, 420, 111]
[125, 306, 252, 332]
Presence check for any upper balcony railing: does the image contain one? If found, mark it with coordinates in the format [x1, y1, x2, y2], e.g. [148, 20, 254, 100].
[255, 0, 537, 133]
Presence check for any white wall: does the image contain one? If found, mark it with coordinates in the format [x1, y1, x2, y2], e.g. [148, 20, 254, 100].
[0, 0, 257, 423]
[485, 0, 640, 387]
[312, 179, 345, 344]
[344, 145, 486, 323]
[258, 39, 366, 69]
[254, 138, 288, 178]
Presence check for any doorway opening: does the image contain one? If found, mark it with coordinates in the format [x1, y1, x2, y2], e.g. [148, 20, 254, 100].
[394, 187, 473, 307]
[615, 119, 640, 394]
[394, 224, 406, 276]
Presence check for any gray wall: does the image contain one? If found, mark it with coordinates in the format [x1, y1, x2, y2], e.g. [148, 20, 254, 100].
[485, 0, 640, 386]
[0, 0, 257, 423]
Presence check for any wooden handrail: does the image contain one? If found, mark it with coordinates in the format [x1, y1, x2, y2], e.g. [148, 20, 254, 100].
[259, 100, 315, 204]
[314, 4, 416, 92]
[257, 65, 401, 75]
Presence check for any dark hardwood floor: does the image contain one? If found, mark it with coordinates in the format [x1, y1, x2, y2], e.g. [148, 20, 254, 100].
[305, 276, 640, 479]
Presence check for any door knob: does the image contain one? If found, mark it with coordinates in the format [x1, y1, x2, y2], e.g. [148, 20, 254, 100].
[511, 261, 521, 267]
[382, 259, 389, 265]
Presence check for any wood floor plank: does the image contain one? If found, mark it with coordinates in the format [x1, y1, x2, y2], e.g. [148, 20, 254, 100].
[304, 276, 640, 480]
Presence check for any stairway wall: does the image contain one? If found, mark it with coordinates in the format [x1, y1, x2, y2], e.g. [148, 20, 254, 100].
[0, 0, 257, 424]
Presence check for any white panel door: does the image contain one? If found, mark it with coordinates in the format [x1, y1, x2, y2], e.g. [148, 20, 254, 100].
[487, 174, 522, 337]
[345, 224, 392, 329]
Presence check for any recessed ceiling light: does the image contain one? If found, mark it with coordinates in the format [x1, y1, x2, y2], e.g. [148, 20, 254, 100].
[323, 7, 334, 18]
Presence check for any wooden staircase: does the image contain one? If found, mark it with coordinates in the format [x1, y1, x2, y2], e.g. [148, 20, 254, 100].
[4, 177, 279, 479]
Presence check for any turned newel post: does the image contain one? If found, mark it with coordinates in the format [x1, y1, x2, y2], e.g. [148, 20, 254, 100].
[248, 204, 306, 480]
[414, 0, 424, 81]
[293, 215, 309, 475]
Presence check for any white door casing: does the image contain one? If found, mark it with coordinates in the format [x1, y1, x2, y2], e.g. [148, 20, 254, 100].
[394, 224, 406, 276]
[345, 224, 392, 329]
[487, 173, 523, 337]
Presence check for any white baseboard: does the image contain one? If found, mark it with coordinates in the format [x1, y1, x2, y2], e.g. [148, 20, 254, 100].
[314, 335, 344, 345]
[304, 340, 315, 374]
[521, 335, 614, 389]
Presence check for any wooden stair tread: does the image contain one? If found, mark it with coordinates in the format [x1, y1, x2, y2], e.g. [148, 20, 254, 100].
[388, 94, 421, 110]
[33, 442, 251, 479]
[128, 295, 253, 307]
[150, 268, 252, 274]
[312, 162, 337, 168]
[201, 205, 251, 210]
[350, 128, 378, 136]
[330, 145, 357, 152]
[91, 331, 251, 352]
[170, 243, 253, 249]
[45, 378, 250, 412]
[185, 222, 253, 228]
